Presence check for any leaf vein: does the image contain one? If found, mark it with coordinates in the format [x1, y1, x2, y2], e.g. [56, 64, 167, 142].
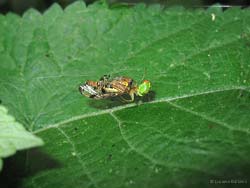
[56, 127, 99, 188]
[109, 112, 215, 175]
[166, 101, 250, 134]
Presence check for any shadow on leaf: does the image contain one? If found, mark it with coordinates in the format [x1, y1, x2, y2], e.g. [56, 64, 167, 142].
[0, 148, 61, 188]
[87, 90, 156, 109]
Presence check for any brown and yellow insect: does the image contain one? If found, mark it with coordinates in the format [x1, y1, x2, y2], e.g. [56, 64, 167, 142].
[79, 75, 151, 102]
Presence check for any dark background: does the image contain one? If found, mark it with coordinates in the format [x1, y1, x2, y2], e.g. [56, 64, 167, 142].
[0, 0, 249, 15]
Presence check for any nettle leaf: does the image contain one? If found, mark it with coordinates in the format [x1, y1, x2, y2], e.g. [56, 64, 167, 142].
[0, 105, 43, 171]
[0, 1, 250, 187]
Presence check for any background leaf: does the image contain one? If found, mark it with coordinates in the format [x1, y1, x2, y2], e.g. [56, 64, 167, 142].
[0, 1, 250, 187]
[0, 105, 43, 172]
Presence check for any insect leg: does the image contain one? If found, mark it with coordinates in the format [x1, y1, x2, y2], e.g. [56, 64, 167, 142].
[119, 96, 132, 103]
[119, 92, 134, 103]
[129, 92, 134, 102]
[100, 75, 110, 81]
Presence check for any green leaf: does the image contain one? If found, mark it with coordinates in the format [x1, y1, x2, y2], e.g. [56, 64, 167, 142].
[0, 1, 250, 187]
[0, 105, 43, 171]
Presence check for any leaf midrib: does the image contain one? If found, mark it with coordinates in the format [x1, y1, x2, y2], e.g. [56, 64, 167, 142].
[34, 86, 248, 134]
